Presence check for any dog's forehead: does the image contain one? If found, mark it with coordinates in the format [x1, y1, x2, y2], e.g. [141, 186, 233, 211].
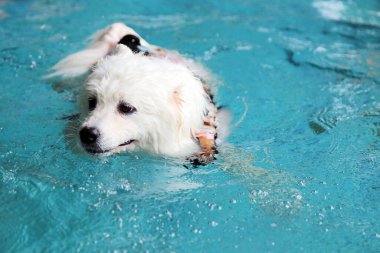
[86, 73, 141, 101]
[86, 51, 192, 98]
[87, 54, 140, 87]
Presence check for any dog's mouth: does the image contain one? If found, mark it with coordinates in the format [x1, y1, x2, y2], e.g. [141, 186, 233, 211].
[85, 140, 136, 155]
[118, 139, 135, 147]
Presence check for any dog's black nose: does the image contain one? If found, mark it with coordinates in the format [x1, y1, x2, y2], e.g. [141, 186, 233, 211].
[79, 127, 100, 145]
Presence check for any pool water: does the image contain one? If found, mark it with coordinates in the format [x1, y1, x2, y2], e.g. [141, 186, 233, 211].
[1, 0, 379, 252]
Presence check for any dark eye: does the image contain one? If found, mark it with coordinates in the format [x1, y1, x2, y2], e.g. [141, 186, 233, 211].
[118, 34, 141, 53]
[118, 102, 136, 114]
[88, 96, 97, 111]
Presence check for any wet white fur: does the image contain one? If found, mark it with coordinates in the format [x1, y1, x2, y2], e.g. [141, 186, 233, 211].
[49, 23, 229, 158]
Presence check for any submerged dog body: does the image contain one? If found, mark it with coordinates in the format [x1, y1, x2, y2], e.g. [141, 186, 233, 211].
[50, 23, 230, 160]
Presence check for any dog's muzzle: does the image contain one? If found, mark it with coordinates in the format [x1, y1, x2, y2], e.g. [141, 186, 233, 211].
[79, 127, 135, 154]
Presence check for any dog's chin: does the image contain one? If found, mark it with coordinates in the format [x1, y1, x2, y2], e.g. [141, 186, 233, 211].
[84, 140, 136, 156]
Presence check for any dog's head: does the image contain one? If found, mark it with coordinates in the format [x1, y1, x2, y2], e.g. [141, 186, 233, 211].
[78, 45, 209, 157]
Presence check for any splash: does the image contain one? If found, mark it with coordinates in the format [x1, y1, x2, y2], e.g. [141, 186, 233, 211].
[313, 1, 346, 20]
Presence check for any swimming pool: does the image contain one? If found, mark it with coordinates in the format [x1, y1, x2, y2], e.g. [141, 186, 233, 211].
[0, 0, 379, 252]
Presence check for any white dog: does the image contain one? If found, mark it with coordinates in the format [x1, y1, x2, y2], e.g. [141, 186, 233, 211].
[48, 23, 230, 164]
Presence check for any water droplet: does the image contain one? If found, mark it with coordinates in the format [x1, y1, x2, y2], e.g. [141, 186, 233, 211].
[211, 221, 218, 227]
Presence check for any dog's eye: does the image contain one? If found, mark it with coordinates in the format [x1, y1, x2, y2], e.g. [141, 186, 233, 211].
[118, 102, 136, 115]
[88, 96, 97, 111]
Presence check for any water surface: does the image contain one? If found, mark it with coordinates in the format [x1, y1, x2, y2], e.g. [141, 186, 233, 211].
[0, 0, 379, 252]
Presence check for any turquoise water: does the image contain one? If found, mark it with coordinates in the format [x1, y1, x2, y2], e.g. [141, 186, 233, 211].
[1, 0, 380, 252]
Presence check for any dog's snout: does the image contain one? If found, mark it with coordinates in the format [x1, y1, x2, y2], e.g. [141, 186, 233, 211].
[80, 127, 100, 145]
